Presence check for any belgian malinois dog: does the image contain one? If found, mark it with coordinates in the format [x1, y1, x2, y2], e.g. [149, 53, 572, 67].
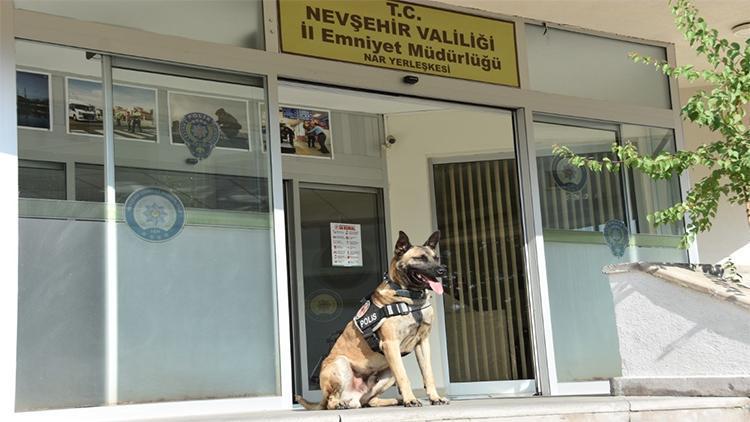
[296, 231, 450, 410]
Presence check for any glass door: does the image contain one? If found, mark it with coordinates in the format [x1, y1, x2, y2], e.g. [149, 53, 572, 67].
[432, 156, 536, 396]
[109, 58, 280, 403]
[15, 43, 283, 411]
[533, 115, 687, 392]
[287, 183, 388, 402]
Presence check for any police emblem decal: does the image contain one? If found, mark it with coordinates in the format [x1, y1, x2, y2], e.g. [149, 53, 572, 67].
[307, 290, 343, 323]
[551, 155, 588, 192]
[603, 219, 629, 258]
[125, 187, 186, 242]
[356, 300, 371, 319]
[179, 112, 222, 159]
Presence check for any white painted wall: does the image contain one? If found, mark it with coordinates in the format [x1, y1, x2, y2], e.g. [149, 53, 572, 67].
[384, 108, 515, 391]
[0, 1, 18, 418]
[679, 87, 750, 264]
[608, 270, 750, 377]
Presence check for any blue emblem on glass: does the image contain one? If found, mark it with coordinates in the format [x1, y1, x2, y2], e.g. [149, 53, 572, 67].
[179, 112, 222, 159]
[125, 187, 185, 242]
[552, 156, 587, 192]
[603, 219, 629, 258]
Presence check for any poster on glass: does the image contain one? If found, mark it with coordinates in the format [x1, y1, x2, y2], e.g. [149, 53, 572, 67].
[66, 77, 158, 141]
[66, 77, 103, 136]
[17, 70, 52, 131]
[112, 84, 158, 142]
[168, 91, 250, 150]
[279, 105, 332, 159]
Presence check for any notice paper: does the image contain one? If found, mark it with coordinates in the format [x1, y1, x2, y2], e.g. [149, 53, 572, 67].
[330, 222, 363, 267]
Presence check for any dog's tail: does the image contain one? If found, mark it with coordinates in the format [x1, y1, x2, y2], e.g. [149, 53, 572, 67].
[295, 394, 325, 410]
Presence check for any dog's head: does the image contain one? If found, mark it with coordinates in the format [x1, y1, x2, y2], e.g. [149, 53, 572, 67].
[391, 231, 447, 295]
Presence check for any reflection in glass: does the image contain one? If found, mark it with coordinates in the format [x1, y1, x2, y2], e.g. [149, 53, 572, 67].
[15, 39, 279, 411]
[526, 24, 671, 109]
[16, 41, 106, 412]
[14, 0, 265, 49]
[19, 160, 66, 200]
[75, 163, 269, 212]
[433, 160, 533, 383]
[297, 187, 386, 391]
[111, 66, 278, 403]
[534, 117, 687, 383]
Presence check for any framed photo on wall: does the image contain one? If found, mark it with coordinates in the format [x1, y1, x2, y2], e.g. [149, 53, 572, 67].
[279, 105, 333, 159]
[112, 84, 158, 142]
[168, 91, 251, 151]
[66, 77, 103, 137]
[17, 70, 52, 131]
[66, 77, 158, 142]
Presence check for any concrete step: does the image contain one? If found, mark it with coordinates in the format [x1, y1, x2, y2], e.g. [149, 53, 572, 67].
[157, 396, 750, 422]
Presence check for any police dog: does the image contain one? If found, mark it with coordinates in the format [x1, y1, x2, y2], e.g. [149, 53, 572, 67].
[296, 231, 450, 410]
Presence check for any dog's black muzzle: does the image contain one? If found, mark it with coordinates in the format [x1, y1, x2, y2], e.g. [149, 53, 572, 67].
[422, 265, 447, 278]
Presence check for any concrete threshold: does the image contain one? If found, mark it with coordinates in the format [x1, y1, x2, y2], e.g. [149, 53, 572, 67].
[156, 396, 750, 422]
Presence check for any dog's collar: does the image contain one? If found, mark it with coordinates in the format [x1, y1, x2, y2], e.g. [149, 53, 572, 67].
[382, 272, 428, 300]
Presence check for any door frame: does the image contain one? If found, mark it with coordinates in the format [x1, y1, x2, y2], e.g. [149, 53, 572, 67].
[10, 46, 293, 419]
[285, 181, 389, 403]
[106, 55, 291, 408]
[429, 151, 537, 397]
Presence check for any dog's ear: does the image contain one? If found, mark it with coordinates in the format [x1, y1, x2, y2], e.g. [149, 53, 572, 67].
[394, 231, 412, 257]
[423, 230, 441, 249]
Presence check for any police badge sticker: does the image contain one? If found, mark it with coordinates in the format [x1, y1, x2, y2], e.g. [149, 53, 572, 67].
[603, 219, 629, 258]
[551, 155, 587, 192]
[307, 290, 343, 323]
[179, 112, 222, 159]
[356, 300, 371, 319]
[125, 187, 185, 242]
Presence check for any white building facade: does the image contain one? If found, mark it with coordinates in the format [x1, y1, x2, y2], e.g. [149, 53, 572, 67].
[2, 0, 741, 420]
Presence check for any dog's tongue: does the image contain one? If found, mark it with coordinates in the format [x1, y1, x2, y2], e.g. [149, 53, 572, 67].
[427, 278, 444, 295]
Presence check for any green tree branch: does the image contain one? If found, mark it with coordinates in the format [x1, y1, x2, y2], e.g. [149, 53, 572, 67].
[554, 0, 750, 248]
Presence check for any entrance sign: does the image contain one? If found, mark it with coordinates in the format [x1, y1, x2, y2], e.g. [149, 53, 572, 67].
[278, 0, 519, 87]
[330, 222, 363, 267]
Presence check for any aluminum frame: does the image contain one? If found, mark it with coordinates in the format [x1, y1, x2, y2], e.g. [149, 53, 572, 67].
[4, 1, 692, 417]
[107, 54, 292, 409]
[0, 2, 18, 418]
[286, 182, 388, 404]
[8, 47, 293, 421]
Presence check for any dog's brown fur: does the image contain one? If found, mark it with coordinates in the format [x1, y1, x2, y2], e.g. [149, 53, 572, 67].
[295, 231, 450, 410]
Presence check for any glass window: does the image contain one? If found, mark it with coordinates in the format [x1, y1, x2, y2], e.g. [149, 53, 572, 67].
[19, 160, 66, 200]
[623, 125, 684, 236]
[14, 0, 265, 50]
[15, 40, 278, 411]
[525, 25, 671, 109]
[295, 187, 387, 394]
[75, 163, 269, 212]
[111, 64, 276, 403]
[533, 116, 686, 383]
[16, 41, 106, 412]
[433, 158, 534, 383]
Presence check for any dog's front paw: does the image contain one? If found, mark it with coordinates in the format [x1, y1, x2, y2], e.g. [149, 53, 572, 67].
[430, 396, 450, 405]
[403, 399, 422, 407]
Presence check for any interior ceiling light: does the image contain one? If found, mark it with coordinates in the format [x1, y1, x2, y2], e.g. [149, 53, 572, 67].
[731, 22, 750, 38]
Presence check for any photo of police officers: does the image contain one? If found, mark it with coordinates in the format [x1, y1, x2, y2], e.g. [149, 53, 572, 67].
[279, 106, 332, 158]
[112, 84, 157, 141]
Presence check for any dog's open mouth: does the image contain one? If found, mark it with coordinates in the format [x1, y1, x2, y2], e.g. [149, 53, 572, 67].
[409, 270, 444, 295]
